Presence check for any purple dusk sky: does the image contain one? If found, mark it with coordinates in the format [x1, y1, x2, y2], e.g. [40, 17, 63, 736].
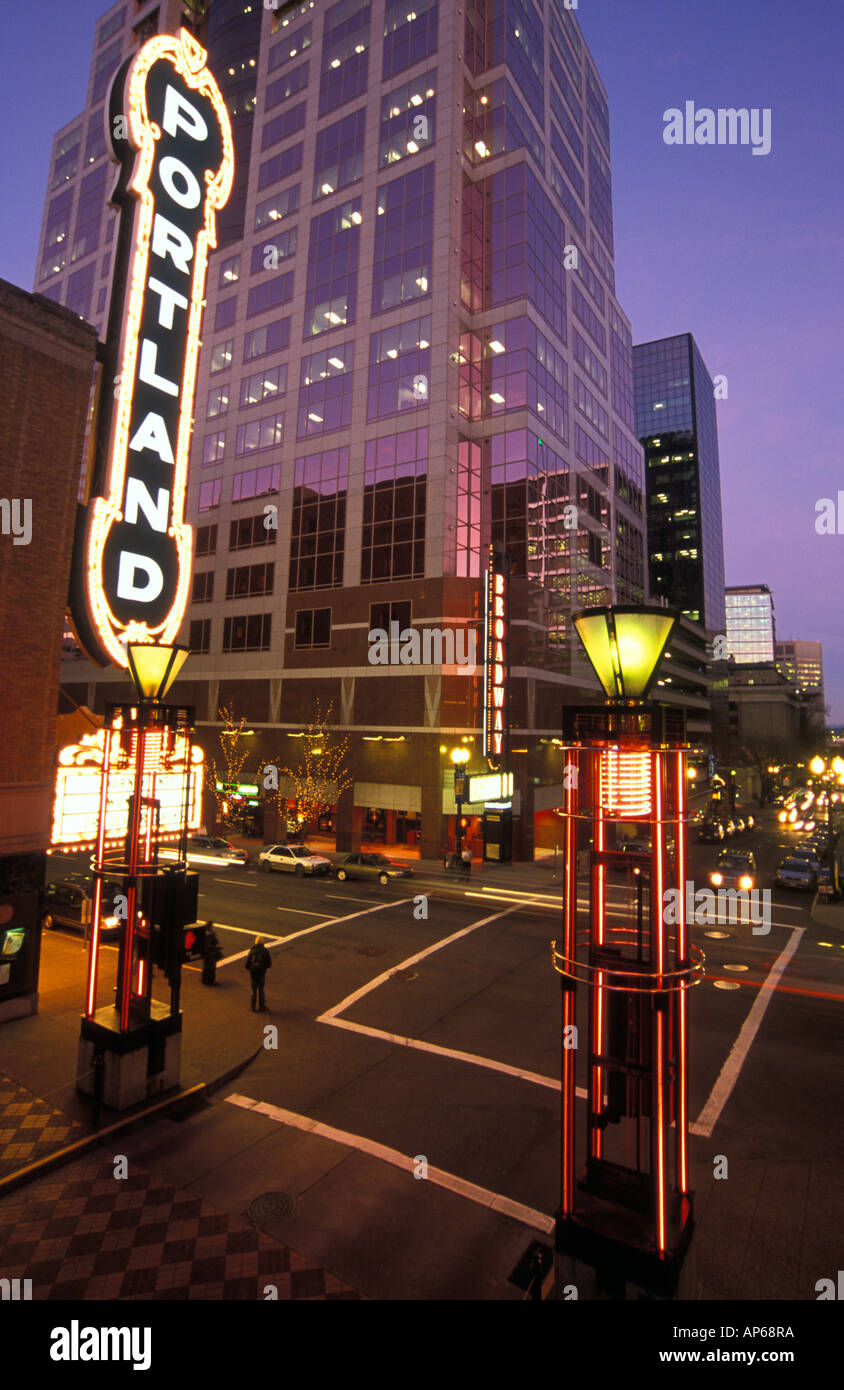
[1, 0, 841, 718]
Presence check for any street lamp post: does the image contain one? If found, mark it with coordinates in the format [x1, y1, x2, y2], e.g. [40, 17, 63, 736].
[810, 755, 842, 900]
[450, 747, 470, 861]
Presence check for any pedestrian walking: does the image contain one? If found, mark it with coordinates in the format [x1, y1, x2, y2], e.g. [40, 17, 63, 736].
[461, 846, 472, 875]
[245, 935, 272, 1012]
[201, 922, 222, 985]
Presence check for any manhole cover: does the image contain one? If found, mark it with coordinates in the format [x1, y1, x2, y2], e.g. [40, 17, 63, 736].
[248, 1192, 296, 1224]
[395, 968, 418, 981]
[704, 930, 730, 939]
[722, 963, 749, 972]
[358, 945, 387, 957]
[713, 980, 741, 991]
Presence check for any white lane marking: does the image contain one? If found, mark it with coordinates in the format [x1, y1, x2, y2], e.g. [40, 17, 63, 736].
[324, 893, 383, 905]
[276, 907, 331, 917]
[690, 926, 805, 1137]
[225, 1093, 553, 1234]
[318, 907, 585, 1097]
[212, 877, 261, 887]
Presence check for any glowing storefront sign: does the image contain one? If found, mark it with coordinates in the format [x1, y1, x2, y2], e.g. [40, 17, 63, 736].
[469, 772, 514, 804]
[51, 729, 203, 849]
[69, 29, 234, 667]
[483, 544, 510, 770]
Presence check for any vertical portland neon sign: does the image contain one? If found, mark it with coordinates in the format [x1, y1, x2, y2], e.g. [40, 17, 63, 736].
[69, 29, 234, 667]
[483, 543, 510, 770]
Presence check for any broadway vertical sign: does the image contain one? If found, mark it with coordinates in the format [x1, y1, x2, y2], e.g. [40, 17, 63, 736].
[69, 29, 233, 667]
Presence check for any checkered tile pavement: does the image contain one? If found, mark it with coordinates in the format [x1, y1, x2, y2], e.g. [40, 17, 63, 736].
[0, 1073, 86, 1177]
[0, 1158, 361, 1300]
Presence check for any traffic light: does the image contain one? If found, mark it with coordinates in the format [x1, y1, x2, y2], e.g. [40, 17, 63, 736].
[148, 870, 199, 971]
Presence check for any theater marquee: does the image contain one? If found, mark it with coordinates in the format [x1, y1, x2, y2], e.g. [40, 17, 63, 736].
[483, 543, 510, 771]
[69, 29, 234, 668]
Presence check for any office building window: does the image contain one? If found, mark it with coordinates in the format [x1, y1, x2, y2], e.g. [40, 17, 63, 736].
[298, 343, 354, 438]
[40, 187, 74, 279]
[51, 127, 82, 190]
[246, 271, 294, 318]
[196, 524, 218, 557]
[210, 340, 233, 374]
[250, 228, 297, 273]
[192, 571, 215, 604]
[379, 70, 435, 167]
[189, 619, 211, 654]
[255, 184, 300, 231]
[199, 479, 222, 511]
[367, 314, 431, 420]
[294, 608, 332, 647]
[206, 386, 229, 419]
[261, 101, 307, 152]
[92, 39, 122, 104]
[215, 297, 237, 332]
[257, 143, 303, 191]
[84, 110, 108, 165]
[235, 412, 284, 456]
[232, 464, 281, 501]
[372, 162, 433, 313]
[229, 513, 276, 551]
[240, 364, 287, 409]
[202, 431, 227, 466]
[369, 599, 411, 631]
[226, 562, 275, 599]
[319, 0, 370, 118]
[222, 613, 272, 652]
[265, 58, 310, 111]
[243, 318, 290, 362]
[218, 254, 240, 288]
[383, 0, 437, 80]
[304, 198, 361, 336]
[313, 106, 366, 200]
[362, 426, 426, 581]
[289, 447, 348, 590]
[66, 262, 96, 320]
[269, 21, 312, 70]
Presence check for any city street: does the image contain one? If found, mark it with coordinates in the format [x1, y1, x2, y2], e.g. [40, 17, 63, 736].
[36, 816, 844, 1300]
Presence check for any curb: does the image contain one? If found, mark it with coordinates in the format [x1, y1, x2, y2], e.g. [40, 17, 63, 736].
[0, 1042, 266, 1199]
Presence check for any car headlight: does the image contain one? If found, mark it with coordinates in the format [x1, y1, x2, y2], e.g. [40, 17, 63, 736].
[778, 811, 787, 822]
[710, 872, 723, 886]
[739, 875, 753, 890]
[104, 916, 120, 927]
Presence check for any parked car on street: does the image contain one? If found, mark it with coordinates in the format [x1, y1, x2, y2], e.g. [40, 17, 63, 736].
[790, 846, 823, 873]
[709, 849, 757, 891]
[43, 878, 122, 937]
[775, 857, 817, 891]
[333, 853, 414, 885]
[258, 843, 332, 876]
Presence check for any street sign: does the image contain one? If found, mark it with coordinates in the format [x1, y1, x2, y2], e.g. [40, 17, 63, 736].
[454, 771, 468, 802]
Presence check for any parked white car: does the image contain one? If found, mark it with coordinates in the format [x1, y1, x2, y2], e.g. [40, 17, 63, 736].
[258, 844, 332, 876]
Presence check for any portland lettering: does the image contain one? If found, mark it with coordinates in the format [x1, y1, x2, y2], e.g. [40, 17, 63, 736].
[70, 29, 233, 666]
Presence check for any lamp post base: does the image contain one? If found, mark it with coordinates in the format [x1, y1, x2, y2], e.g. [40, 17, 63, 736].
[554, 1188, 695, 1301]
[77, 1003, 182, 1111]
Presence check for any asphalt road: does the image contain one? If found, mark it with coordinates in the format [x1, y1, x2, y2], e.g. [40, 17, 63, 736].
[45, 819, 844, 1300]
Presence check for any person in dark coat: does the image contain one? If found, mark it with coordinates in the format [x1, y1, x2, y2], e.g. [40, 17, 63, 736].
[245, 936, 272, 1011]
[201, 922, 222, 985]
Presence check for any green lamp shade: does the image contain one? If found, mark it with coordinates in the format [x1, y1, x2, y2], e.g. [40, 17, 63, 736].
[573, 606, 678, 700]
[126, 643, 189, 701]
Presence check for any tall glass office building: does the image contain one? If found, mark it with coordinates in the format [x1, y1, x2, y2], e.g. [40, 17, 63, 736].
[39, 0, 647, 859]
[633, 333, 726, 638]
[725, 585, 776, 664]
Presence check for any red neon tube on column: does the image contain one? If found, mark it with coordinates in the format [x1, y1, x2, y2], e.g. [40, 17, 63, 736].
[675, 749, 689, 1193]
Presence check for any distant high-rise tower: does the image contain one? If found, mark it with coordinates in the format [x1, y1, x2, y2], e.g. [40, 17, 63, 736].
[634, 333, 726, 637]
[725, 584, 776, 663]
[775, 638, 824, 696]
